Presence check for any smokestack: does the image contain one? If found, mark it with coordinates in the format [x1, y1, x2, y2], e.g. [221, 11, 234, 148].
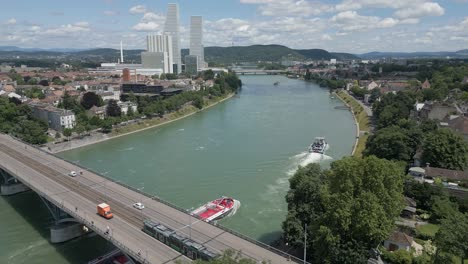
[120, 40, 124, 63]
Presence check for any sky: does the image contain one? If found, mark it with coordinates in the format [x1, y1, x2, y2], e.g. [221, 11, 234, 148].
[0, 0, 468, 53]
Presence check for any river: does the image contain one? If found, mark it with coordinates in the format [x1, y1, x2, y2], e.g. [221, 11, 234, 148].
[0, 75, 355, 263]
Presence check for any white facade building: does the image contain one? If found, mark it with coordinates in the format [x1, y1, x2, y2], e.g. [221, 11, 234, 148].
[164, 3, 181, 74]
[28, 102, 76, 131]
[146, 34, 173, 74]
[117, 101, 138, 115]
[190, 16, 204, 67]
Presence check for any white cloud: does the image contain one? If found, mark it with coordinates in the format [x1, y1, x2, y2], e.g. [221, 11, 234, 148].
[129, 5, 147, 15]
[240, 0, 334, 17]
[330, 11, 399, 31]
[321, 34, 333, 40]
[43, 22, 90, 36]
[133, 22, 161, 32]
[395, 2, 444, 18]
[132, 12, 165, 32]
[6, 18, 16, 25]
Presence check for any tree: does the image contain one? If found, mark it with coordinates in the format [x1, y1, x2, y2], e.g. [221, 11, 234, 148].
[101, 118, 113, 133]
[430, 196, 459, 223]
[63, 128, 72, 140]
[350, 86, 368, 98]
[11, 119, 48, 145]
[434, 212, 468, 264]
[127, 106, 135, 118]
[283, 156, 405, 263]
[55, 132, 61, 139]
[193, 96, 204, 109]
[106, 99, 121, 117]
[282, 163, 325, 247]
[127, 92, 137, 103]
[38, 80, 49, 86]
[202, 70, 215, 80]
[422, 128, 468, 170]
[81, 91, 103, 110]
[165, 73, 178, 80]
[364, 126, 417, 162]
[74, 124, 86, 137]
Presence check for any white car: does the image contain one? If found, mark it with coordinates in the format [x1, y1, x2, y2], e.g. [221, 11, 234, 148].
[133, 202, 144, 210]
[69, 171, 77, 177]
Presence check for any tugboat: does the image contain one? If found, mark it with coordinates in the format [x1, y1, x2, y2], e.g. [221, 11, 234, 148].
[191, 197, 240, 222]
[308, 137, 328, 154]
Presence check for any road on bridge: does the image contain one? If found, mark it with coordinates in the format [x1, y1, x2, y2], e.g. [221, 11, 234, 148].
[0, 134, 295, 264]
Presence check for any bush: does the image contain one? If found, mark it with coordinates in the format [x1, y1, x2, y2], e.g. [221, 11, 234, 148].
[381, 249, 412, 264]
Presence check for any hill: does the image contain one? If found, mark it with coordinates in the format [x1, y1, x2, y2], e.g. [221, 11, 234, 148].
[203, 45, 302, 64]
[360, 50, 468, 59]
[0, 45, 357, 64]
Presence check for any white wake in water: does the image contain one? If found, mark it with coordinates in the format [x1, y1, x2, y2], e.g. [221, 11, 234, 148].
[227, 200, 241, 218]
[287, 151, 333, 176]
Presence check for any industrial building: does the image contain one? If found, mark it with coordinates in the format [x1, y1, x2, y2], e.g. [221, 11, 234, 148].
[144, 34, 173, 74]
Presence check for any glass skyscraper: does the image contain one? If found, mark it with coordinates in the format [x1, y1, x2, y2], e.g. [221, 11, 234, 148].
[190, 16, 204, 67]
[164, 3, 181, 74]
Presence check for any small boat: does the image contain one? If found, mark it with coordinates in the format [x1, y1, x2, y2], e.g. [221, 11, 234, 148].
[308, 137, 328, 154]
[274, 81, 280, 85]
[191, 197, 240, 222]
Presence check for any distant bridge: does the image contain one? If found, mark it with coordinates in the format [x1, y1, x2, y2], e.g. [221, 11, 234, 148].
[0, 134, 305, 264]
[233, 69, 286, 75]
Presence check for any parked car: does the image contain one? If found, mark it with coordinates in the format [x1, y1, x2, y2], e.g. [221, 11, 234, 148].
[133, 202, 144, 210]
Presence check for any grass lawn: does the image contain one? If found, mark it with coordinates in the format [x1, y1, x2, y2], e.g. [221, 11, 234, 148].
[336, 91, 371, 157]
[416, 223, 440, 238]
[354, 134, 368, 158]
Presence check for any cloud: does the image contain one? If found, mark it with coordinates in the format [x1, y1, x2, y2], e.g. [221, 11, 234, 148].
[321, 34, 333, 41]
[43, 22, 90, 36]
[129, 5, 147, 15]
[132, 12, 166, 32]
[240, 0, 334, 17]
[330, 11, 399, 31]
[6, 18, 16, 25]
[395, 2, 444, 18]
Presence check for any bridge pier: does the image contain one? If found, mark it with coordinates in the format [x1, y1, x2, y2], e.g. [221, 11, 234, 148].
[39, 195, 90, 243]
[0, 168, 30, 196]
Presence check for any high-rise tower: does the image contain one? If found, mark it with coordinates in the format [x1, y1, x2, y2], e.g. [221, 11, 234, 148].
[164, 3, 181, 74]
[189, 16, 204, 67]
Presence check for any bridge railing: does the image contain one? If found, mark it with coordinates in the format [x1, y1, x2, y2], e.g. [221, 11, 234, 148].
[0, 164, 149, 263]
[6, 135, 308, 264]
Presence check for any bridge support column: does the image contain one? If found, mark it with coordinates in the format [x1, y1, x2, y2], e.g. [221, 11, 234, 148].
[38, 195, 90, 243]
[0, 168, 30, 196]
[50, 221, 89, 243]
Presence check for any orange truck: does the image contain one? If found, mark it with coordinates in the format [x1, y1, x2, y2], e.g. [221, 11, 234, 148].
[97, 203, 113, 219]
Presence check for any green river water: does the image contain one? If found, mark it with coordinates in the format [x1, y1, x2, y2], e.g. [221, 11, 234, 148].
[0, 76, 355, 263]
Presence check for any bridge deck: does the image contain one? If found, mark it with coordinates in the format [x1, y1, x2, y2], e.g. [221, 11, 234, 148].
[0, 134, 294, 264]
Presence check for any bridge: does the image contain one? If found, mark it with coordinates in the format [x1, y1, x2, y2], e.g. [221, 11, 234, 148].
[233, 69, 286, 75]
[0, 134, 302, 264]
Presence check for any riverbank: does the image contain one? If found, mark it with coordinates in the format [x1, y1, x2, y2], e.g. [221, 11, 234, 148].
[46, 93, 235, 153]
[335, 90, 370, 157]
